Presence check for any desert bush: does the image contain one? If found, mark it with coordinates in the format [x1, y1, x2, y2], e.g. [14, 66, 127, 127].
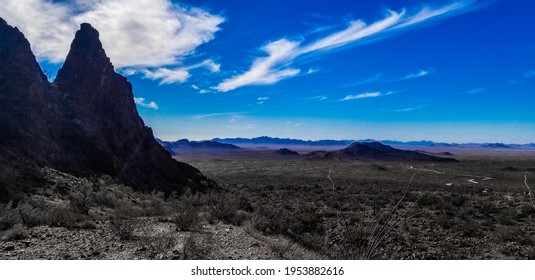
[70, 192, 91, 215]
[75, 220, 97, 229]
[0, 167, 19, 203]
[143, 191, 172, 216]
[144, 231, 178, 259]
[267, 236, 293, 259]
[418, 192, 440, 206]
[446, 194, 467, 207]
[46, 205, 82, 227]
[0, 202, 21, 231]
[17, 200, 83, 228]
[457, 219, 482, 238]
[113, 203, 144, 219]
[495, 226, 535, 245]
[208, 193, 239, 223]
[517, 203, 535, 219]
[496, 208, 517, 225]
[479, 201, 498, 216]
[17, 200, 51, 227]
[171, 202, 200, 231]
[111, 217, 135, 240]
[437, 214, 457, 230]
[182, 233, 213, 260]
[90, 189, 119, 208]
[2, 223, 29, 241]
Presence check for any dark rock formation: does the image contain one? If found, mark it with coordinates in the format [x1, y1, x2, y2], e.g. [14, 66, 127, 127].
[158, 139, 241, 156]
[274, 148, 299, 156]
[308, 142, 458, 162]
[0, 18, 212, 194]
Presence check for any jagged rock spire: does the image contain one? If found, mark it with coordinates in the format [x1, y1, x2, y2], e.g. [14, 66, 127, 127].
[0, 19, 213, 194]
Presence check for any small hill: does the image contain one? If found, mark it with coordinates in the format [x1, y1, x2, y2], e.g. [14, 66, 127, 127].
[274, 148, 299, 156]
[308, 142, 458, 162]
[415, 150, 454, 156]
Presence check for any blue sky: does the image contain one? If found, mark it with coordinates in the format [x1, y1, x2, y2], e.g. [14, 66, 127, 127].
[1, 0, 534, 143]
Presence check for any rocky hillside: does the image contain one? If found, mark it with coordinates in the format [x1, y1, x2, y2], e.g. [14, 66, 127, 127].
[0, 18, 212, 195]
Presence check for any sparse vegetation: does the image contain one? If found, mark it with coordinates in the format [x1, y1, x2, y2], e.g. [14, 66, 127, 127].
[2, 151, 535, 260]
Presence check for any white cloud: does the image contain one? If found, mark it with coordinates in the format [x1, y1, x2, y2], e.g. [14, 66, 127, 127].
[216, 1, 473, 92]
[142, 59, 221, 85]
[134, 97, 158, 110]
[341, 91, 393, 101]
[216, 39, 302, 92]
[257, 97, 270, 105]
[402, 69, 431, 80]
[143, 68, 190, 85]
[0, 0, 75, 63]
[0, 0, 224, 75]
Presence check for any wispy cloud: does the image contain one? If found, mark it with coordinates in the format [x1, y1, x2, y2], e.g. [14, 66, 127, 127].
[401, 69, 432, 80]
[340, 73, 384, 88]
[525, 70, 535, 78]
[134, 97, 158, 110]
[307, 95, 328, 101]
[395, 104, 427, 112]
[467, 87, 485, 94]
[341, 91, 393, 101]
[191, 112, 247, 120]
[0, 0, 224, 81]
[216, 1, 475, 92]
[257, 97, 270, 105]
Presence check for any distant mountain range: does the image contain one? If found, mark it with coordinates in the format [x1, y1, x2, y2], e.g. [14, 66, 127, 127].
[158, 139, 241, 155]
[212, 136, 353, 146]
[212, 137, 535, 149]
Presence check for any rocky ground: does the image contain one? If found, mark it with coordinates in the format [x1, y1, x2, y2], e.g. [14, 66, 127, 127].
[0, 167, 318, 260]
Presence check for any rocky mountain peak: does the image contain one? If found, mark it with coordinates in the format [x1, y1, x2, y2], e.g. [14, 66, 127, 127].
[55, 23, 113, 92]
[0, 18, 213, 195]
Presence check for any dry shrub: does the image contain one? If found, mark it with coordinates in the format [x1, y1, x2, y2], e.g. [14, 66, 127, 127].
[145, 231, 178, 259]
[171, 202, 200, 231]
[182, 233, 213, 260]
[2, 223, 29, 241]
[17, 199, 83, 228]
[207, 193, 239, 223]
[0, 201, 21, 231]
[267, 236, 293, 259]
[111, 217, 135, 240]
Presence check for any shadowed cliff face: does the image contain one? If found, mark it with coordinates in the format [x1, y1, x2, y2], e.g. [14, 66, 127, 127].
[0, 18, 213, 194]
